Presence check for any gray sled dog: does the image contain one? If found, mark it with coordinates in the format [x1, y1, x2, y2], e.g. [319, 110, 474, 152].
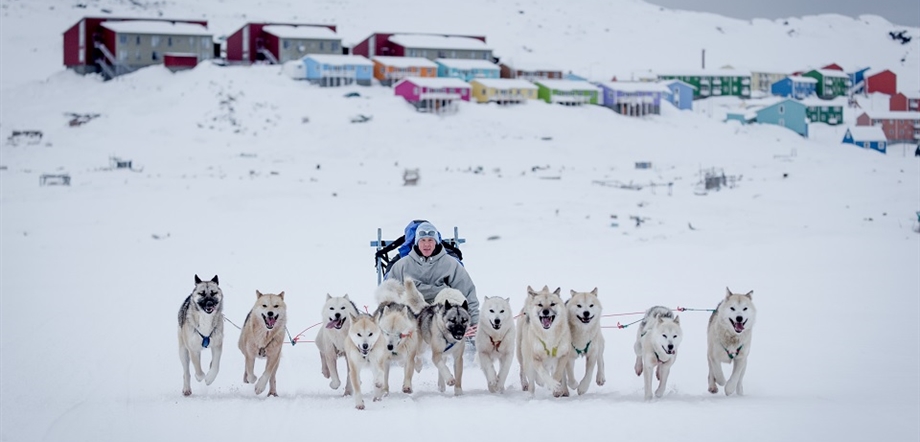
[344, 313, 386, 410]
[634, 306, 682, 400]
[315, 294, 360, 393]
[238, 290, 287, 396]
[177, 274, 224, 396]
[564, 288, 605, 395]
[418, 288, 471, 395]
[517, 285, 572, 397]
[373, 279, 423, 395]
[707, 288, 757, 396]
[475, 296, 515, 393]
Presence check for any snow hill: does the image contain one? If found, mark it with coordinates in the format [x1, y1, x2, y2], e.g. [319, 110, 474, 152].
[0, 1, 918, 442]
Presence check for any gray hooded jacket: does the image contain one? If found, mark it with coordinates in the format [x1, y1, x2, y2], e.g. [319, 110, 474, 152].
[385, 246, 479, 324]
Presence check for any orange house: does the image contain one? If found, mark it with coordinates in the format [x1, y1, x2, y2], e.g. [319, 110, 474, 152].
[372, 56, 438, 86]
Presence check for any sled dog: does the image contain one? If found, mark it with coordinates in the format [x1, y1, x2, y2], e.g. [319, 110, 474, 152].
[707, 288, 757, 396]
[373, 300, 421, 395]
[315, 294, 360, 393]
[177, 274, 224, 396]
[475, 296, 515, 393]
[418, 288, 471, 395]
[344, 313, 386, 410]
[634, 306, 682, 400]
[517, 285, 572, 397]
[238, 290, 287, 396]
[377, 278, 428, 316]
[564, 288, 605, 395]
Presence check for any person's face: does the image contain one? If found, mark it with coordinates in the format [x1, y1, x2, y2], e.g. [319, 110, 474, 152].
[417, 237, 436, 257]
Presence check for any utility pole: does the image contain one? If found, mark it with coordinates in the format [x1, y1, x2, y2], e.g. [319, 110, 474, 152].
[702, 49, 706, 69]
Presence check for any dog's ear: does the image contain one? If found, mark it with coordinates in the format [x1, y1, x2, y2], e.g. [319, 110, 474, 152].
[569, 289, 577, 297]
[541, 285, 550, 292]
[483, 295, 490, 301]
[504, 297, 511, 304]
[527, 286, 537, 296]
[256, 290, 263, 298]
[211, 275, 219, 285]
[444, 299, 452, 310]
[382, 305, 390, 316]
[552, 287, 561, 296]
[658, 317, 664, 324]
[404, 279, 417, 291]
[326, 293, 332, 300]
[461, 300, 469, 311]
[591, 287, 598, 296]
[673, 315, 680, 325]
[278, 291, 285, 300]
[744, 290, 753, 299]
[195, 274, 202, 284]
[725, 287, 733, 299]
[344, 294, 350, 300]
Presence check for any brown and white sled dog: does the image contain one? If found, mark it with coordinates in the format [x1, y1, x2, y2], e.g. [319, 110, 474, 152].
[707, 288, 757, 396]
[418, 288, 471, 395]
[373, 287, 422, 395]
[564, 288, 606, 395]
[517, 286, 572, 397]
[238, 290, 287, 396]
[177, 274, 224, 396]
[634, 306, 682, 400]
[475, 296, 515, 393]
[344, 313, 387, 410]
[315, 294, 360, 393]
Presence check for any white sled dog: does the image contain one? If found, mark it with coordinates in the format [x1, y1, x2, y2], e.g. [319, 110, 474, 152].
[373, 280, 423, 395]
[344, 313, 386, 410]
[707, 288, 757, 396]
[634, 306, 682, 400]
[565, 288, 606, 395]
[517, 285, 572, 397]
[418, 288, 471, 395]
[177, 274, 224, 396]
[475, 296, 515, 393]
[315, 294, 360, 393]
[238, 290, 287, 396]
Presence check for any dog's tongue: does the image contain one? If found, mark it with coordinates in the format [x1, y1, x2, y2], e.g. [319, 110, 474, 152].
[733, 321, 744, 333]
[540, 316, 553, 329]
[325, 321, 337, 329]
[267, 316, 277, 328]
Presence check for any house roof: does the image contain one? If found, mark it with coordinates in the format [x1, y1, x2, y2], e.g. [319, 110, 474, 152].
[759, 99, 805, 112]
[808, 69, 849, 78]
[435, 58, 499, 70]
[533, 79, 598, 92]
[787, 75, 818, 83]
[372, 56, 438, 68]
[396, 77, 471, 88]
[861, 111, 920, 120]
[663, 79, 698, 90]
[100, 20, 211, 36]
[304, 54, 373, 66]
[599, 81, 671, 93]
[846, 126, 887, 141]
[657, 68, 752, 77]
[503, 60, 563, 72]
[798, 97, 846, 107]
[262, 25, 337, 39]
[389, 34, 489, 50]
[470, 78, 538, 89]
[865, 68, 894, 78]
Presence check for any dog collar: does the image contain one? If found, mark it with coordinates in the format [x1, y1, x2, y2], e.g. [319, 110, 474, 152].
[489, 335, 503, 351]
[573, 341, 591, 356]
[400, 331, 413, 339]
[195, 328, 212, 348]
[722, 344, 743, 359]
[538, 338, 558, 357]
[444, 337, 456, 352]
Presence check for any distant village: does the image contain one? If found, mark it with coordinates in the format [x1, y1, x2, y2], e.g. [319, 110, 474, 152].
[63, 17, 920, 154]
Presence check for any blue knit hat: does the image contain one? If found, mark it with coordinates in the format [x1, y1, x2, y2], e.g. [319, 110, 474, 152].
[414, 222, 439, 246]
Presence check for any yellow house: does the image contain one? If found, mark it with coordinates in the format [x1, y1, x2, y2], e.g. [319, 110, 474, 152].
[470, 78, 538, 104]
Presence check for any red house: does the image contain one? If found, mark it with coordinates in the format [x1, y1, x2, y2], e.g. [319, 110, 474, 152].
[164, 53, 198, 72]
[856, 111, 920, 144]
[865, 69, 897, 96]
[225, 22, 339, 65]
[890, 92, 920, 112]
[352, 33, 489, 61]
[821, 63, 844, 71]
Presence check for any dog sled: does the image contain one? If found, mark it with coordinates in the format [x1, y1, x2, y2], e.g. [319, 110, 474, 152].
[370, 220, 465, 284]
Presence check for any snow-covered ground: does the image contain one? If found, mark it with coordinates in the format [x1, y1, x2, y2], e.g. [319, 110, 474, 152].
[1, 1, 918, 441]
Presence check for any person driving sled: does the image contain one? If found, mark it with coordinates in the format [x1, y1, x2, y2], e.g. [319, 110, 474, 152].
[384, 221, 480, 340]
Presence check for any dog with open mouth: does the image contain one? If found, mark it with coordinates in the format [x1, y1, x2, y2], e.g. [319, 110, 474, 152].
[343, 313, 386, 410]
[177, 274, 224, 396]
[315, 294, 360, 393]
[634, 305, 682, 400]
[238, 290, 287, 396]
[517, 285, 572, 397]
[564, 288, 605, 395]
[475, 296, 515, 393]
[707, 287, 757, 396]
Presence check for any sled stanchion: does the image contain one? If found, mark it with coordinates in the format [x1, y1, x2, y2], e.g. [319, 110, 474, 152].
[375, 228, 383, 285]
[285, 326, 296, 346]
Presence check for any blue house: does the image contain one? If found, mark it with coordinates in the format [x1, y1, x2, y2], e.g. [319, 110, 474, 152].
[848, 67, 871, 95]
[842, 126, 888, 153]
[598, 82, 671, 116]
[303, 54, 373, 86]
[435, 58, 499, 81]
[663, 79, 695, 110]
[564, 71, 588, 81]
[756, 99, 808, 137]
[770, 76, 817, 99]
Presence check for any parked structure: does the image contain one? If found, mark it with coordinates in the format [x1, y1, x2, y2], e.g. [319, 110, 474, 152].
[302, 54, 373, 86]
[498, 61, 563, 81]
[598, 82, 671, 116]
[656, 69, 751, 99]
[372, 56, 437, 86]
[394, 77, 471, 114]
[770, 76, 818, 99]
[435, 58, 499, 81]
[802, 69, 850, 99]
[856, 111, 920, 144]
[534, 79, 599, 105]
[469, 78, 537, 104]
[352, 33, 491, 61]
[842, 126, 888, 153]
[225, 23, 339, 65]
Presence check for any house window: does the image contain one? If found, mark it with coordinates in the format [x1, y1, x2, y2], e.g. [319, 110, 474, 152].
[152, 51, 159, 60]
[135, 50, 141, 60]
[202, 37, 209, 48]
[118, 49, 127, 60]
[414, 87, 419, 95]
[779, 105, 785, 114]
[320, 41, 325, 50]
[332, 42, 339, 52]
[283, 40, 290, 50]
[136, 35, 141, 45]
[779, 118, 785, 127]
[119, 34, 127, 44]
[168, 37, 173, 47]
[438, 50, 446, 58]
[451, 50, 456, 58]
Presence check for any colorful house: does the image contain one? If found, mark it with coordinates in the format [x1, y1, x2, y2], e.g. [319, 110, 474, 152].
[750, 70, 788, 93]
[394, 77, 471, 113]
[800, 99, 844, 125]
[663, 80, 695, 110]
[225, 23, 339, 65]
[372, 56, 437, 86]
[865, 69, 897, 96]
[498, 61, 562, 81]
[755, 99, 809, 137]
[856, 111, 920, 144]
[842, 126, 888, 153]
[469, 79, 538, 104]
[352, 33, 491, 61]
[534, 79, 599, 106]
[848, 67, 871, 94]
[656, 69, 751, 99]
[770, 76, 817, 99]
[63, 17, 212, 79]
[802, 69, 850, 99]
[302, 54, 373, 86]
[435, 59, 500, 81]
[598, 82, 672, 116]
[890, 92, 920, 112]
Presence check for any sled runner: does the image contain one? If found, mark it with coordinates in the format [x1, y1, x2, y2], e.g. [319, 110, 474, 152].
[370, 220, 465, 284]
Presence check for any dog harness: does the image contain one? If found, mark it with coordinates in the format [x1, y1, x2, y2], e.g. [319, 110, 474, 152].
[538, 338, 558, 357]
[722, 344, 743, 360]
[489, 336, 503, 351]
[195, 328, 213, 348]
[573, 341, 591, 356]
[444, 337, 457, 352]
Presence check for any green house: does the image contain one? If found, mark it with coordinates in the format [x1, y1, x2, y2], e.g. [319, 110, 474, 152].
[801, 69, 850, 99]
[657, 69, 751, 99]
[801, 99, 844, 125]
[533, 79, 599, 105]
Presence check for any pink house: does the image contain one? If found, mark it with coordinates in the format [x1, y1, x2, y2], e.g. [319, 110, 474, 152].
[394, 77, 470, 114]
[856, 111, 920, 144]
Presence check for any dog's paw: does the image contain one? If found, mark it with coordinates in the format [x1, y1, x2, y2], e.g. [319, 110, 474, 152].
[596, 375, 606, 386]
[195, 371, 205, 382]
[708, 385, 719, 394]
[725, 385, 736, 396]
[446, 377, 456, 387]
[182, 387, 192, 396]
[244, 373, 256, 384]
[577, 383, 589, 396]
[330, 378, 341, 390]
[402, 386, 413, 394]
[268, 391, 278, 397]
[204, 370, 218, 385]
[255, 378, 268, 395]
[355, 402, 365, 410]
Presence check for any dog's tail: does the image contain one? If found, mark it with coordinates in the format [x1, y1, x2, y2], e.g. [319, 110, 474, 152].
[375, 279, 405, 305]
[402, 279, 428, 316]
